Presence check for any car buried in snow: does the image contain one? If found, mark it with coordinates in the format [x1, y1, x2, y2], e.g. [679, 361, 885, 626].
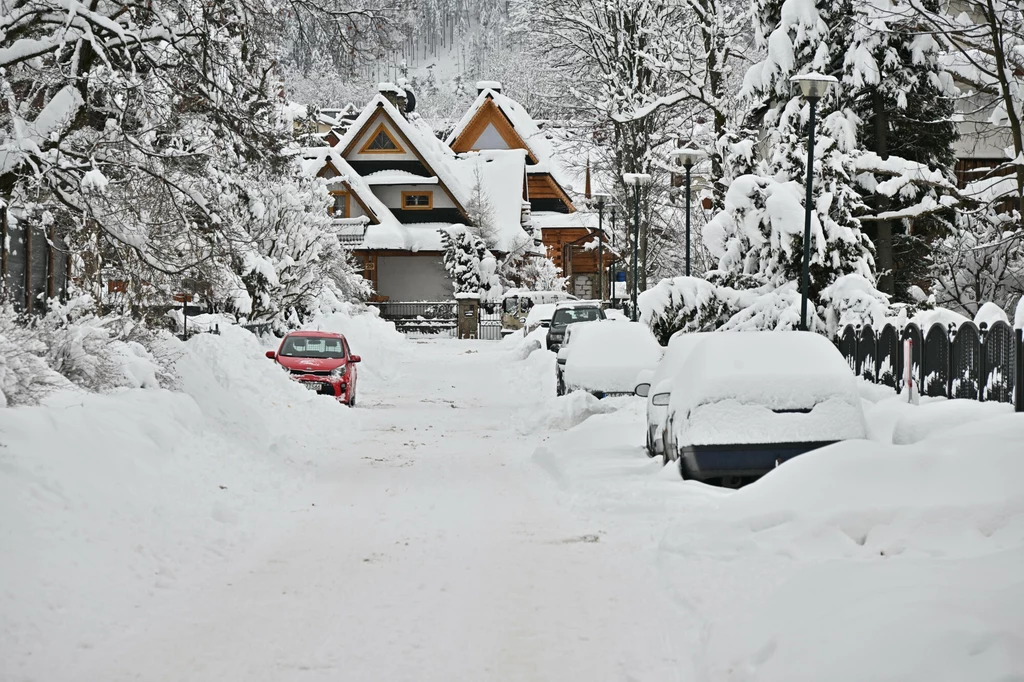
[556, 319, 663, 398]
[500, 289, 578, 337]
[634, 331, 715, 462]
[266, 331, 361, 406]
[661, 331, 866, 486]
[546, 301, 606, 351]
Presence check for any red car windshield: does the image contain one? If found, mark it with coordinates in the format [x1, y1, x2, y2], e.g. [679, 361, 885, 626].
[280, 336, 346, 359]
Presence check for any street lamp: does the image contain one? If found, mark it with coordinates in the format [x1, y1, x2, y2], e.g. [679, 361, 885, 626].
[669, 147, 704, 277]
[622, 172, 652, 321]
[592, 192, 611, 301]
[790, 72, 837, 332]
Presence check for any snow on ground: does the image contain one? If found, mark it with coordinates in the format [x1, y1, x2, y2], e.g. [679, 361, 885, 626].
[2, 322, 1022, 681]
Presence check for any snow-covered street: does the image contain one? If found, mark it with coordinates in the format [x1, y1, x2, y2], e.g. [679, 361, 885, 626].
[5, 335, 691, 682]
[4, 325, 1024, 682]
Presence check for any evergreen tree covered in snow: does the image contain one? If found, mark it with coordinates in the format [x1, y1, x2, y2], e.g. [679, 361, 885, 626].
[723, 0, 875, 304]
[844, 0, 960, 299]
[439, 225, 491, 297]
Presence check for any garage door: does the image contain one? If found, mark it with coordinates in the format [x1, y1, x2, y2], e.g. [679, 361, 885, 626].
[376, 255, 452, 302]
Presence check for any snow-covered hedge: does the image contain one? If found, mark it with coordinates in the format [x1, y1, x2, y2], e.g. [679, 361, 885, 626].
[638, 276, 732, 345]
[0, 298, 174, 407]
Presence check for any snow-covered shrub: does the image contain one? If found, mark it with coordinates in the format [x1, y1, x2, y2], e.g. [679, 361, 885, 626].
[819, 274, 893, 336]
[0, 297, 175, 407]
[638, 276, 731, 345]
[0, 313, 70, 408]
[720, 282, 825, 332]
[439, 225, 486, 294]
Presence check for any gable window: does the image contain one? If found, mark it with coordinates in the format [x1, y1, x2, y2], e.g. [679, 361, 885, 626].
[330, 192, 350, 218]
[402, 191, 433, 210]
[359, 123, 404, 154]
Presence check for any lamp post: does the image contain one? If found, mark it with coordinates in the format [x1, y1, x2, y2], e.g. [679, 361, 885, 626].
[622, 172, 652, 321]
[669, 147, 704, 277]
[592, 192, 611, 301]
[790, 72, 837, 332]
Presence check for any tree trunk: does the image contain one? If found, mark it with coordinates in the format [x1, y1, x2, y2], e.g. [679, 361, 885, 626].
[874, 89, 894, 295]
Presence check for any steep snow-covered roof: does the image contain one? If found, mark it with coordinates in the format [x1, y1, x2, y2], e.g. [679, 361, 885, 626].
[336, 95, 472, 213]
[445, 89, 581, 195]
[449, 149, 530, 253]
[302, 98, 534, 253]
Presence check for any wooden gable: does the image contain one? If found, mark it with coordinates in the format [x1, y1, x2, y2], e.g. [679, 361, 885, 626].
[449, 97, 540, 164]
[316, 159, 380, 224]
[341, 105, 470, 220]
[527, 173, 576, 212]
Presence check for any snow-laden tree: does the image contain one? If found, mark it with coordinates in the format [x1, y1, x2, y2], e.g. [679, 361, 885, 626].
[732, 0, 876, 300]
[903, 0, 1024, 205]
[438, 224, 501, 301]
[230, 170, 370, 326]
[931, 207, 1024, 317]
[0, 0, 375, 319]
[843, 0, 960, 298]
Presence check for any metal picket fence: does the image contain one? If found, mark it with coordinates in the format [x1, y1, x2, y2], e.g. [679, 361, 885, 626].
[837, 320, 1023, 412]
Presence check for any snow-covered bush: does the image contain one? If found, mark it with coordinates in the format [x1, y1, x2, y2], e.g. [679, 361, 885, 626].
[638, 276, 732, 345]
[0, 297, 175, 407]
[719, 282, 824, 332]
[819, 274, 893, 336]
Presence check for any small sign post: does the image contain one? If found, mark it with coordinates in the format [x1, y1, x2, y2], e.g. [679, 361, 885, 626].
[174, 293, 193, 338]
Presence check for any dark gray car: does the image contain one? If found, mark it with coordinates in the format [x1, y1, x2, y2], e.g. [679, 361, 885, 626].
[545, 303, 605, 351]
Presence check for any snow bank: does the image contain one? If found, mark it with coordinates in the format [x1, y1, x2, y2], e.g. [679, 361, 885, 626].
[891, 398, 1015, 445]
[0, 323, 365, 678]
[518, 390, 623, 433]
[691, 414, 1024, 681]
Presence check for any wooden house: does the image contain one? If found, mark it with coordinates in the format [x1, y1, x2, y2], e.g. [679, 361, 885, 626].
[446, 82, 615, 298]
[302, 86, 534, 302]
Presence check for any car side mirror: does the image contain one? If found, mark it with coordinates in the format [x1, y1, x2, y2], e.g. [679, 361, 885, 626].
[265, 351, 276, 359]
[349, 355, 361, 363]
[652, 393, 670, 406]
[541, 321, 550, 328]
[634, 382, 651, 397]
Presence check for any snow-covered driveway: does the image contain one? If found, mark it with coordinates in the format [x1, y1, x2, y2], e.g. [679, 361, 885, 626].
[72, 339, 689, 682]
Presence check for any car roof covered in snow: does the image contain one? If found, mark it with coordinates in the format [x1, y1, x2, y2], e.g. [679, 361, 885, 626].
[562, 320, 663, 393]
[668, 331, 858, 414]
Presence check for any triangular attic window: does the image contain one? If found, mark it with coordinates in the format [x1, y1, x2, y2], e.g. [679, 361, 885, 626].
[360, 123, 404, 153]
[472, 123, 509, 150]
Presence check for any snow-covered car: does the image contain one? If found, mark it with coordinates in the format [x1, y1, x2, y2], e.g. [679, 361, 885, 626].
[546, 301, 605, 351]
[523, 302, 558, 334]
[266, 331, 361, 405]
[500, 290, 577, 336]
[634, 331, 714, 461]
[663, 331, 866, 484]
[556, 320, 663, 397]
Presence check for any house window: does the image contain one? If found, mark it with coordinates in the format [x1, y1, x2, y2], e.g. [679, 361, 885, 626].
[330, 192, 349, 217]
[402, 191, 433, 210]
[359, 123, 404, 154]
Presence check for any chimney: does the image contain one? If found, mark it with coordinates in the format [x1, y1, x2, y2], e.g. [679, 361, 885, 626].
[378, 82, 400, 109]
[476, 80, 502, 95]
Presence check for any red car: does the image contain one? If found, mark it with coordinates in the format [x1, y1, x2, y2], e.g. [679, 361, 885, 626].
[266, 331, 361, 406]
